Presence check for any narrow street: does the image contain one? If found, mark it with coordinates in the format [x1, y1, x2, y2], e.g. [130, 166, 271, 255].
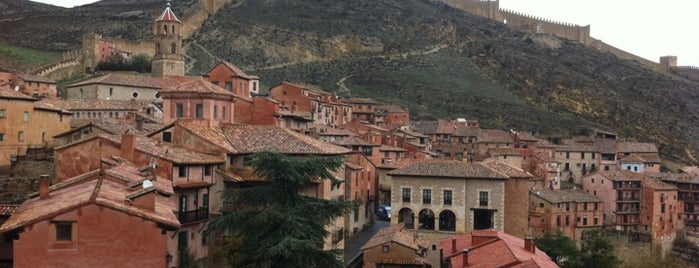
[344, 220, 390, 265]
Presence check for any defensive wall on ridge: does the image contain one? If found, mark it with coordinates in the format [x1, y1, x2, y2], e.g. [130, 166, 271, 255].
[441, 0, 699, 76]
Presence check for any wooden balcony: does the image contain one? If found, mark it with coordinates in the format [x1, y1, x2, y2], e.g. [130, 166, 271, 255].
[178, 208, 209, 225]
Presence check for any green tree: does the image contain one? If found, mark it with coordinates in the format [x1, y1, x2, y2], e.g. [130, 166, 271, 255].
[579, 229, 621, 268]
[205, 152, 355, 268]
[537, 230, 580, 267]
[131, 53, 152, 73]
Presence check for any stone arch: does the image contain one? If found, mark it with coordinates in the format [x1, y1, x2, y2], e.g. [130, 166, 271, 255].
[439, 210, 456, 232]
[398, 208, 414, 229]
[418, 208, 435, 230]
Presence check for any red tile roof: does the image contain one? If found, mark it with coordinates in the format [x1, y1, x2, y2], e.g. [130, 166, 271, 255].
[0, 164, 180, 234]
[348, 97, 376, 104]
[156, 6, 180, 22]
[642, 177, 677, 190]
[332, 136, 377, 147]
[616, 141, 658, 154]
[220, 124, 350, 155]
[593, 170, 648, 182]
[478, 129, 514, 144]
[379, 145, 407, 152]
[66, 73, 165, 89]
[389, 160, 508, 179]
[42, 99, 153, 111]
[215, 61, 259, 80]
[439, 230, 557, 268]
[104, 135, 225, 165]
[361, 223, 428, 251]
[0, 205, 19, 217]
[480, 158, 532, 178]
[531, 188, 602, 203]
[160, 77, 236, 98]
[16, 73, 55, 84]
[0, 88, 36, 101]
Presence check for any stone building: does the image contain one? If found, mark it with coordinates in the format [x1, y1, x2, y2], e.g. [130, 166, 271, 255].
[640, 176, 679, 241]
[480, 158, 532, 238]
[361, 223, 430, 268]
[528, 188, 603, 241]
[151, 2, 185, 77]
[389, 160, 508, 233]
[204, 60, 260, 97]
[582, 170, 644, 232]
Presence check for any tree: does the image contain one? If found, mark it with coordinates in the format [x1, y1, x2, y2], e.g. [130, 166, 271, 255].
[205, 152, 355, 268]
[579, 229, 622, 268]
[537, 230, 580, 267]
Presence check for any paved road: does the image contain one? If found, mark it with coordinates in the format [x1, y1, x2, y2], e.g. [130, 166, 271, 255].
[344, 220, 390, 264]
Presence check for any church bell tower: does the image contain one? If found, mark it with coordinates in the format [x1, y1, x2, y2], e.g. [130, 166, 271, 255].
[152, 0, 185, 77]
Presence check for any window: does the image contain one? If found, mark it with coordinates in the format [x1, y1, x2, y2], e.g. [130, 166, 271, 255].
[0, 109, 5, 118]
[171, 43, 176, 54]
[55, 222, 73, 241]
[581, 152, 585, 159]
[225, 82, 232, 91]
[564, 163, 570, 171]
[162, 131, 172, 142]
[594, 217, 598, 225]
[213, 105, 218, 119]
[17, 131, 24, 142]
[131, 92, 139, 98]
[402, 188, 411, 203]
[592, 153, 596, 159]
[222, 106, 227, 119]
[565, 203, 570, 211]
[422, 189, 431, 204]
[204, 166, 212, 176]
[109, 88, 113, 96]
[178, 231, 188, 249]
[661, 204, 666, 213]
[178, 166, 186, 177]
[556, 216, 561, 227]
[0, 133, 3, 141]
[176, 103, 184, 118]
[566, 152, 570, 159]
[382, 245, 389, 253]
[479, 191, 489, 206]
[203, 193, 209, 207]
[163, 25, 168, 34]
[353, 208, 359, 222]
[23, 111, 29, 122]
[584, 203, 588, 210]
[604, 165, 610, 171]
[566, 215, 570, 226]
[583, 217, 588, 226]
[195, 104, 203, 119]
[444, 190, 452, 205]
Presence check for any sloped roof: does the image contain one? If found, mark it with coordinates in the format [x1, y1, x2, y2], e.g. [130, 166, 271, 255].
[439, 230, 557, 268]
[219, 124, 350, 155]
[66, 73, 165, 89]
[616, 141, 658, 153]
[348, 97, 376, 104]
[389, 160, 508, 179]
[156, 6, 180, 22]
[16, 73, 55, 84]
[0, 88, 36, 101]
[619, 154, 645, 163]
[0, 164, 180, 234]
[592, 170, 648, 182]
[642, 177, 677, 190]
[102, 135, 225, 165]
[42, 99, 152, 111]
[332, 136, 377, 147]
[361, 223, 428, 251]
[160, 77, 235, 97]
[212, 61, 259, 80]
[480, 158, 532, 178]
[379, 145, 407, 152]
[0, 205, 19, 217]
[411, 120, 439, 135]
[531, 188, 601, 203]
[453, 126, 479, 137]
[478, 129, 514, 144]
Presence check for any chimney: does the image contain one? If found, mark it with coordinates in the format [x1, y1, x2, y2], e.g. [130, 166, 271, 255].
[120, 133, 136, 161]
[462, 249, 469, 266]
[128, 189, 156, 211]
[451, 237, 457, 253]
[39, 175, 50, 199]
[136, 117, 143, 131]
[524, 237, 536, 253]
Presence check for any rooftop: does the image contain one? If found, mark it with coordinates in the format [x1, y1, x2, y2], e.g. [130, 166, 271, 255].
[389, 160, 508, 180]
[361, 223, 428, 251]
[41, 99, 154, 111]
[16, 73, 55, 84]
[592, 170, 648, 182]
[156, 6, 180, 22]
[531, 188, 601, 204]
[480, 158, 532, 178]
[66, 73, 165, 89]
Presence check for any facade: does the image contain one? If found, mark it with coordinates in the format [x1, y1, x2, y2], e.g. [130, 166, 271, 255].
[528, 189, 603, 241]
[348, 98, 376, 123]
[0, 70, 57, 98]
[555, 140, 599, 185]
[268, 81, 352, 127]
[660, 169, 699, 230]
[582, 170, 644, 232]
[480, 158, 532, 238]
[0, 89, 71, 166]
[64, 73, 165, 100]
[389, 160, 508, 233]
[160, 77, 236, 124]
[374, 105, 410, 130]
[438, 229, 558, 268]
[0, 164, 180, 268]
[640, 177, 679, 241]
[361, 223, 430, 268]
[204, 61, 260, 97]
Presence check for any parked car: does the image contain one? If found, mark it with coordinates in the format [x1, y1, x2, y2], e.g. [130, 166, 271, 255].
[377, 205, 391, 221]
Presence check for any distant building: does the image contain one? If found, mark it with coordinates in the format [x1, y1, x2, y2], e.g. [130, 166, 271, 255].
[361, 223, 431, 268]
[0, 69, 57, 98]
[528, 188, 603, 241]
[204, 60, 260, 98]
[583, 170, 644, 232]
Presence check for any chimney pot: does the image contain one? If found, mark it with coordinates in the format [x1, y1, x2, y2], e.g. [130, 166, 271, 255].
[120, 133, 136, 161]
[451, 237, 456, 252]
[524, 237, 536, 253]
[462, 248, 469, 266]
[39, 175, 50, 199]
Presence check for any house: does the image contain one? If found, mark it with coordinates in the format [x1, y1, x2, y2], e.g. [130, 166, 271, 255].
[361, 223, 431, 268]
[555, 139, 599, 184]
[53, 120, 160, 146]
[659, 169, 699, 231]
[268, 81, 352, 127]
[0, 162, 180, 268]
[204, 60, 260, 97]
[480, 158, 533, 238]
[347, 97, 376, 123]
[528, 188, 603, 241]
[640, 176, 679, 241]
[374, 105, 410, 130]
[160, 77, 236, 124]
[64, 73, 166, 100]
[42, 99, 162, 121]
[0, 69, 57, 98]
[438, 229, 558, 268]
[582, 170, 644, 232]
[0, 89, 71, 166]
[389, 160, 508, 233]
[307, 124, 353, 142]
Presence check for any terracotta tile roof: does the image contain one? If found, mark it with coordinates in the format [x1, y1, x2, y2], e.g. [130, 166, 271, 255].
[531, 188, 601, 203]
[411, 120, 439, 135]
[642, 177, 677, 190]
[160, 77, 236, 98]
[378, 157, 422, 170]
[454, 126, 479, 137]
[439, 230, 557, 268]
[42, 99, 153, 111]
[436, 120, 455, 134]
[379, 145, 407, 152]
[102, 135, 225, 165]
[480, 158, 532, 178]
[174, 120, 237, 153]
[478, 129, 514, 144]
[396, 128, 429, 138]
[217, 61, 259, 80]
[593, 170, 647, 182]
[0, 88, 36, 101]
[64, 120, 161, 136]
[361, 223, 427, 251]
[274, 110, 313, 121]
[220, 123, 350, 155]
[619, 154, 645, 163]
[156, 6, 180, 22]
[33, 100, 72, 114]
[0, 164, 180, 234]
[637, 153, 661, 164]
[273, 81, 330, 96]
[616, 141, 658, 154]
[389, 160, 508, 179]
[332, 136, 377, 147]
[16, 73, 55, 84]
[0, 205, 19, 217]
[375, 105, 406, 113]
[66, 73, 164, 89]
[559, 140, 597, 152]
[593, 139, 617, 154]
[348, 97, 376, 104]
[309, 125, 353, 136]
[514, 131, 538, 141]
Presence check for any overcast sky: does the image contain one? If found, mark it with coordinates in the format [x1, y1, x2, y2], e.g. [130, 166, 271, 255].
[34, 0, 699, 66]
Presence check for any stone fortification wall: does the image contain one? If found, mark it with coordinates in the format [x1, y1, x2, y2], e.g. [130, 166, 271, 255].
[672, 66, 699, 81]
[498, 8, 590, 44]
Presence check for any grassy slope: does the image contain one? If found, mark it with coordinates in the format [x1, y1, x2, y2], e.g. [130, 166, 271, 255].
[0, 43, 60, 70]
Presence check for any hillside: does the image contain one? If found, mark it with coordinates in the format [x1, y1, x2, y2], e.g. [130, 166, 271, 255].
[2, 0, 699, 166]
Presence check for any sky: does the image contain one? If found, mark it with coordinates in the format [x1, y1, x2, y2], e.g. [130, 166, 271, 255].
[34, 0, 699, 66]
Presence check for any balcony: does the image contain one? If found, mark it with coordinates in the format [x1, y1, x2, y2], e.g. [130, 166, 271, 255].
[178, 208, 209, 224]
[686, 219, 699, 226]
[617, 197, 640, 202]
[615, 209, 640, 214]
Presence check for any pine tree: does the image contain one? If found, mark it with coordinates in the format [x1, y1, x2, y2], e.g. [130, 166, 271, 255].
[206, 152, 355, 268]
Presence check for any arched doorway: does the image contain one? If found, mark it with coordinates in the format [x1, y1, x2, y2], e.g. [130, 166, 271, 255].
[418, 209, 435, 230]
[398, 208, 414, 229]
[439, 210, 456, 231]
